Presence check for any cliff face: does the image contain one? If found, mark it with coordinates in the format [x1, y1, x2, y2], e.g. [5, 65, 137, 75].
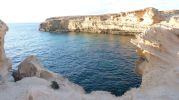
[39, 7, 164, 35]
[129, 24, 179, 100]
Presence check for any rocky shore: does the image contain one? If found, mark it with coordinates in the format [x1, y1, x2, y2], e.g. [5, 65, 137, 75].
[39, 7, 179, 35]
[0, 8, 179, 100]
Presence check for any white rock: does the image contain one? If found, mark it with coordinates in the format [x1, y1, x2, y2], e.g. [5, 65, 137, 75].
[0, 20, 12, 83]
[39, 7, 164, 35]
[130, 24, 179, 100]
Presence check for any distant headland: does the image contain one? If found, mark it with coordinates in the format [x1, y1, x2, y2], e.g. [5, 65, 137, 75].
[39, 7, 179, 35]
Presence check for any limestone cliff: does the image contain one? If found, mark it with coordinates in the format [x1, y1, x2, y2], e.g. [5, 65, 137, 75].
[39, 7, 164, 35]
[39, 8, 179, 35]
[128, 24, 179, 100]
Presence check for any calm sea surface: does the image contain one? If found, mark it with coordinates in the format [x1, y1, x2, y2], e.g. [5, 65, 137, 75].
[5, 23, 141, 96]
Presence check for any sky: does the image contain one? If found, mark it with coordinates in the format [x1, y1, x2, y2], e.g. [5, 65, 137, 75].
[0, 0, 179, 23]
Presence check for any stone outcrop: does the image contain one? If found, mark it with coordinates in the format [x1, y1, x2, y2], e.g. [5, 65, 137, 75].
[0, 20, 12, 83]
[39, 7, 164, 35]
[39, 7, 179, 35]
[128, 24, 179, 100]
[13, 55, 76, 82]
[168, 15, 179, 27]
[12, 55, 44, 81]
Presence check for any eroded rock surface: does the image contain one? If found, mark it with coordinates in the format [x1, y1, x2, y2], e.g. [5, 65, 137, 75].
[13, 55, 44, 81]
[129, 24, 179, 100]
[39, 7, 179, 35]
[0, 20, 12, 83]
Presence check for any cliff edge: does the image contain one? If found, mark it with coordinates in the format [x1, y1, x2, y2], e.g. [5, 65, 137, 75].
[39, 7, 179, 35]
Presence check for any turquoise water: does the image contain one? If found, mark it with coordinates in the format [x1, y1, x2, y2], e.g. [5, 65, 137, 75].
[5, 23, 141, 96]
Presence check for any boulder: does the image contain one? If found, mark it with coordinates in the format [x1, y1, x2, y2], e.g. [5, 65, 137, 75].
[12, 55, 64, 82]
[13, 55, 43, 81]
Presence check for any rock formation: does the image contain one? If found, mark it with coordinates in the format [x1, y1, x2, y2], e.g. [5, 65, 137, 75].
[128, 24, 179, 100]
[1, 8, 179, 100]
[0, 20, 12, 83]
[12, 55, 45, 81]
[39, 7, 179, 35]
[3, 19, 179, 100]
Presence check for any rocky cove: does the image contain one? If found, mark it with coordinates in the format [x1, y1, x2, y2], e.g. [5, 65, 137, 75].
[0, 7, 179, 100]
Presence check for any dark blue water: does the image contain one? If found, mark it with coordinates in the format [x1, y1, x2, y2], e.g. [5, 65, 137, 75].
[5, 23, 141, 96]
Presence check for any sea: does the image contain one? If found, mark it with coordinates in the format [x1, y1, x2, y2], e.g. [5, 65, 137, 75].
[5, 23, 141, 96]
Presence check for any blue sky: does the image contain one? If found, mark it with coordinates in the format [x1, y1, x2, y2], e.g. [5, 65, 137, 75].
[0, 0, 178, 22]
